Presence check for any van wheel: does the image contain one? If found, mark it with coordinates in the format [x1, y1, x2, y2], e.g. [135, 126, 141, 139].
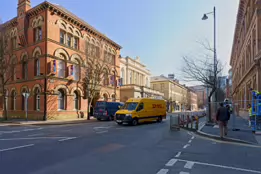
[157, 116, 162, 123]
[132, 118, 138, 126]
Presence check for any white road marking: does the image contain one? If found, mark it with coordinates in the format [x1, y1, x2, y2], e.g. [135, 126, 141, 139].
[183, 144, 190, 149]
[96, 130, 108, 134]
[213, 125, 219, 128]
[175, 152, 181, 157]
[58, 137, 77, 142]
[184, 161, 194, 169]
[191, 136, 195, 139]
[0, 137, 72, 141]
[187, 132, 192, 136]
[0, 127, 43, 134]
[179, 172, 190, 174]
[188, 140, 192, 143]
[28, 133, 44, 137]
[176, 158, 261, 173]
[165, 159, 177, 166]
[156, 169, 169, 174]
[0, 144, 34, 152]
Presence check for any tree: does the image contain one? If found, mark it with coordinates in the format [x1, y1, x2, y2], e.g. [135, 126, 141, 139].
[182, 41, 222, 122]
[82, 41, 113, 120]
[0, 24, 17, 120]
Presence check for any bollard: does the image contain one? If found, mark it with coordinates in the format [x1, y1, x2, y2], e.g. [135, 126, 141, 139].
[186, 115, 189, 128]
[196, 116, 199, 130]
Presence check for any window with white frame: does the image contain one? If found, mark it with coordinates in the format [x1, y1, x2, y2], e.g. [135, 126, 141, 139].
[60, 30, 66, 44]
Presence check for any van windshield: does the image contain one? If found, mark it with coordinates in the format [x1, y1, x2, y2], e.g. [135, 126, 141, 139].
[121, 102, 138, 111]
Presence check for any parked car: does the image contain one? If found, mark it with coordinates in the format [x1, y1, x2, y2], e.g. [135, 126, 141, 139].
[94, 101, 124, 121]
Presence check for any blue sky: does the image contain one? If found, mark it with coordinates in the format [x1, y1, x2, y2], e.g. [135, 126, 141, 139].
[1, 0, 239, 85]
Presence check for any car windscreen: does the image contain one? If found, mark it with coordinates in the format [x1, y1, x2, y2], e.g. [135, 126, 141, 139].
[121, 102, 138, 111]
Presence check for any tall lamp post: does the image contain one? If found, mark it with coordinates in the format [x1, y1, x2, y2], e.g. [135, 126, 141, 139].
[202, 7, 217, 122]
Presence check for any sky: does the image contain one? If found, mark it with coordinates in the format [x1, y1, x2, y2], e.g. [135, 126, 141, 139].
[0, 0, 239, 85]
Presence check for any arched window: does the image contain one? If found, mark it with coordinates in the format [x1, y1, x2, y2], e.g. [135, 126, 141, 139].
[34, 52, 41, 76]
[73, 64, 80, 81]
[58, 60, 65, 78]
[103, 70, 109, 86]
[120, 68, 124, 85]
[22, 57, 28, 79]
[58, 89, 65, 110]
[11, 90, 16, 110]
[35, 88, 40, 111]
[74, 91, 79, 110]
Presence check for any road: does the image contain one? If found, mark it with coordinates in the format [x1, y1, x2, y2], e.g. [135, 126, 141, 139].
[0, 117, 261, 174]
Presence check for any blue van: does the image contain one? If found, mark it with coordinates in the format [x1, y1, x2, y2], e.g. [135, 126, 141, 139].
[94, 101, 124, 121]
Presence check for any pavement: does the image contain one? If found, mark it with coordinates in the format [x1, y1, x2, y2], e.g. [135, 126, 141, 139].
[1, 115, 261, 174]
[0, 117, 97, 126]
[198, 114, 261, 145]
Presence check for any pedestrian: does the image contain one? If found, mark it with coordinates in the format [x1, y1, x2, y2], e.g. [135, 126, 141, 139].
[216, 102, 230, 139]
[248, 104, 255, 133]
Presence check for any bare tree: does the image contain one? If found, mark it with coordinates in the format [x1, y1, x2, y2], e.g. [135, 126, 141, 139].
[182, 41, 223, 122]
[82, 41, 113, 120]
[0, 25, 17, 120]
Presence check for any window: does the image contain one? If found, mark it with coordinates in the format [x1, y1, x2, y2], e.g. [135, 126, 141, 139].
[103, 70, 109, 86]
[60, 30, 65, 44]
[34, 27, 42, 42]
[22, 61, 28, 79]
[58, 60, 65, 78]
[35, 59, 40, 76]
[160, 83, 164, 90]
[11, 64, 16, 81]
[95, 46, 100, 58]
[74, 37, 79, 49]
[73, 64, 80, 81]
[11, 37, 16, 50]
[58, 89, 65, 110]
[11, 91, 16, 110]
[35, 88, 40, 111]
[137, 103, 144, 111]
[67, 34, 72, 47]
[74, 91, 79, 110]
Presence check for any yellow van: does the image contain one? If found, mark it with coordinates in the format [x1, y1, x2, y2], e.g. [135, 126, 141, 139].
[115, 98, 167, 126]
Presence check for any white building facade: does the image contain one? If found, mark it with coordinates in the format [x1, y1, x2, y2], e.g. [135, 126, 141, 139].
[119, 56, 164, 102]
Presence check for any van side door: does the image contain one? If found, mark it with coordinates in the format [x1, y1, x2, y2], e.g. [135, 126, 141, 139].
[136, 102, 145, 119]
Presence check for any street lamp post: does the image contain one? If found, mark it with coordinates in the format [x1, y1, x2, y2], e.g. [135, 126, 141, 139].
[202, 7, 217, 122]
[202, 6, 217, 97]
[22, 92, 30, 121]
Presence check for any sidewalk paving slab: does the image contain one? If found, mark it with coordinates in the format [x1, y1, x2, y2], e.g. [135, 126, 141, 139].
[0, 117, 98, 126]
[197, 115, 260, 145]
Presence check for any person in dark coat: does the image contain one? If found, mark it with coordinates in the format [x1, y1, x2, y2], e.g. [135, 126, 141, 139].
[216, 102, 230, 139]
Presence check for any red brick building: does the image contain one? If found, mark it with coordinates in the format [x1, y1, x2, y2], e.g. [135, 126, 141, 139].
[0, 0, 121, 120]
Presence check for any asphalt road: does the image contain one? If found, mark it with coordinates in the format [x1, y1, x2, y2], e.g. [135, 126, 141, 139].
[0, 117, 261, 174]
